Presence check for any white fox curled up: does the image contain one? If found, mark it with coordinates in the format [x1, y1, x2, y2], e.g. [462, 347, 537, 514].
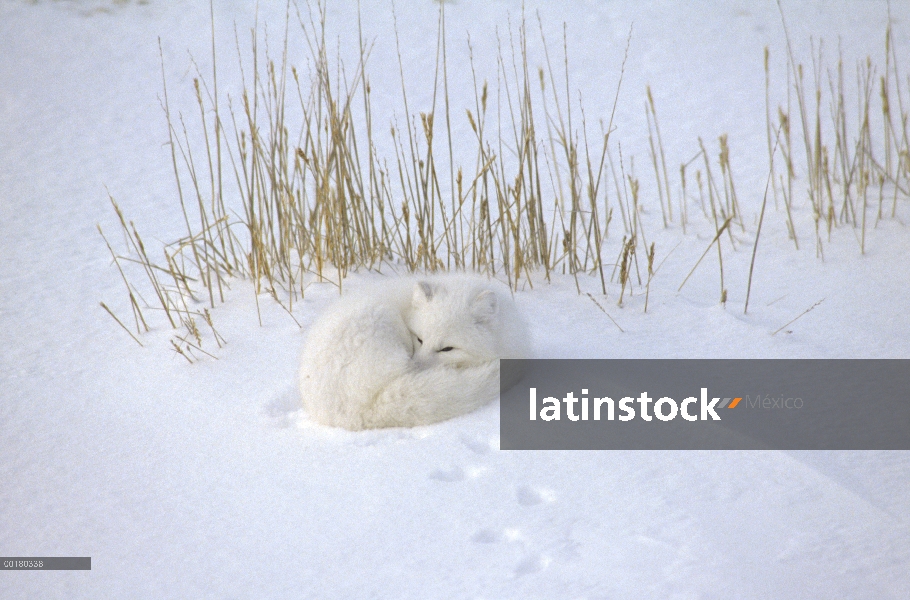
[299, 273, 532, 430]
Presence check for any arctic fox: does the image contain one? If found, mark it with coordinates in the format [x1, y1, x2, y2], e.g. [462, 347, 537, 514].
[299, 273, 532, 430]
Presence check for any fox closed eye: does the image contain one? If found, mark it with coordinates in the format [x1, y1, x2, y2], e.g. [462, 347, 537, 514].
[438, 346, 454, 352]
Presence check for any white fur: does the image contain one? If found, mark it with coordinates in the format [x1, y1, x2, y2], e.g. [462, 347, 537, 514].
[299, 273, 532, 430]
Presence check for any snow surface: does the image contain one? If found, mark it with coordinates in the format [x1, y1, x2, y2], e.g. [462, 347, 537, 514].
[2, 0, 909, 597]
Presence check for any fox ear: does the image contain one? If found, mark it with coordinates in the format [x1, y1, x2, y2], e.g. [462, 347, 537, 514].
[413, 281, 434, 304]
[471, 289, 498, 323]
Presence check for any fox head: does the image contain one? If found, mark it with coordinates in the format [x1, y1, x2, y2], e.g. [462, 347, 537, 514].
[407, 279, 501, 368]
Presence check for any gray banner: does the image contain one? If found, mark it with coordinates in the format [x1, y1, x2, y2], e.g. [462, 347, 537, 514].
[500, 360, 910, 450]
[1, 557, 91, 570]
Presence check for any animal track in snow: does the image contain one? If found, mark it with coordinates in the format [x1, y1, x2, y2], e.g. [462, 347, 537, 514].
[513, 552, 549, 577]
[429, 464, 487, 482]
[459, 433, 498, 455]
[429, 433, 564, 577]
[264, 386, 302, 428]
[429, 466, 466, 482]
[471, 528, 501, 544]
[516, 484, 557, 506]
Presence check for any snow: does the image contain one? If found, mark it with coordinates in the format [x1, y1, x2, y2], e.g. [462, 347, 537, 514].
[1, 0, 909, 597]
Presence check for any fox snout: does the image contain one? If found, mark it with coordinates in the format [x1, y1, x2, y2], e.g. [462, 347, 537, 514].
[410, 347, 440, 368]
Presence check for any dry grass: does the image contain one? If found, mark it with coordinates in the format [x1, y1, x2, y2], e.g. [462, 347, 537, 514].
[100, 1, 909, 352]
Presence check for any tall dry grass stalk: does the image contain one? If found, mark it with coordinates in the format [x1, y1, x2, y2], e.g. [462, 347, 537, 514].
[100, 1, 909, 350]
